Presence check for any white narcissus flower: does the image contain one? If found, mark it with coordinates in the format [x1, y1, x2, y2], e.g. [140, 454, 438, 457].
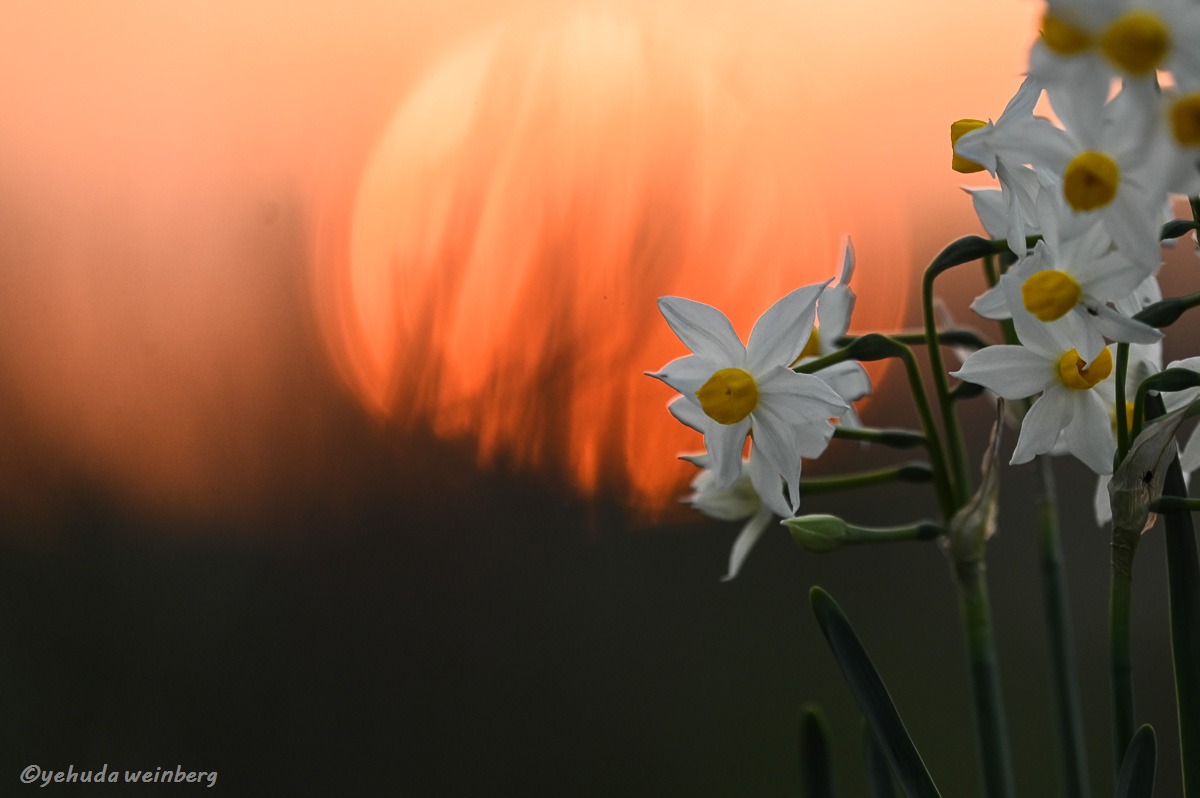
[650, 284, 849, 513]
[950, 277, 1118, 474]
[668, 397, 794, 520]
[677, 449, 777, 582]
[793, 239, 872, 426]
[1029, 0, 1200, 134]
[970, 187, 1162, 363]
[956, 79, 1168, 271]
[1161, 86, 1200, 195]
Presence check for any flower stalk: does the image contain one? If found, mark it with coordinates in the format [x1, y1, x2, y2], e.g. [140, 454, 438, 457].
[1036, 456, 1092, 798]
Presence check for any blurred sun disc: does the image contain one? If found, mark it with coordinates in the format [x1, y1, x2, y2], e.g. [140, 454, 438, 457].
[326, 2, 916, 514]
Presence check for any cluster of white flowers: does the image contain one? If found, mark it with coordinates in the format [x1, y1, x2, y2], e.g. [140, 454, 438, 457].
[951, 0, 1200, 492]
[652, 0, 1200, 574]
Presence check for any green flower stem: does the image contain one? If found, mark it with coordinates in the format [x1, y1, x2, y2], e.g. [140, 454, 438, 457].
[799, 339, 955, 519]
[832, 425, 927, 449]
[917, 234, 1038, 508]
[1116, 343, 1131, 465]
[954, 558, 1016, 798]
[1111, 545, 1137, 772]
[983, 253, 1000, 288]
[795, 348, 855, 375]
[849, 523, 942, 545]
[798, 462, 933, 495]
[1129, 368, 1200, 444]
[897, 342, 956, 521]
[1036, 457, 1092, 798]
[838, 330, 991, 351]
[1151, 497, 1200, 513]
[788, 515, 942, 552]
[923, 256, 974, 509]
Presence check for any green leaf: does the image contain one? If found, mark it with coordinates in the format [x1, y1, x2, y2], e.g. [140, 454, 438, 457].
[800, 704, 837, 798]
[1162, 219, 1200, 240]
[864, 727, 898, 798]
[1115, 725, 1156, 798]
[831, 426, 927, 450]
[928, 235, 999, 274]
[1144, 395, 1200, 793]
[1134, 297, 1188, 328]
[810, 587, 941, 798]
[1140, 368, 1200, 394]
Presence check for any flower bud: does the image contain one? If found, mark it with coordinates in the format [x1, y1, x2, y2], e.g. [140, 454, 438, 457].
[785, 514, 848, 552]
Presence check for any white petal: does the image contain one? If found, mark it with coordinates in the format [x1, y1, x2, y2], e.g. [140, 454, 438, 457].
[997, 161, 1039, 255]
[1094, 474, 1112, 526]
[1079, 250, 1147, 300]
[1107, 78, 1163, 162]
[817, 285, 855, 345]
[657, 296, 745, 365]
[745, 281, 830, 373]
[819, 360, 872, 404]
[1069, 313, 1109, 365]
[999, 75, 1043, 121]
[747, 444, 792, 519]
[950, 346, 1054, 400]
[1064, 391, 1116, 474]
[1103, 187, 1162, 272]
[1012, 388, 1075, 464]
[1044, 63, 1108, 143]
[967, 187, 1009, 240]
[648, 355, 713, 402]
[667, 395, 709, 433]
[794, 418, 838, 459]
[749, 402, 803, 513]
[837, 237, 855, 285]
[970, 282, 1011, 320]
[1078, 300, 1162, 347]
[756, 367, 849, 421]
[704, 417, 751, 490]
[720, 508, 776, 582]
[1001, 117, 1077, 175]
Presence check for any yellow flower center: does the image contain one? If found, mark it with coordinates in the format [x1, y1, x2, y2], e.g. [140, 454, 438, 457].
[1063, 151, 1120, 212]
[697, 367, 759, 424]
[1041, 11, 1094, 55]
[1170, 93, 1200, 147]
[1101, 10, 1171, 75]
[950, 119, 989, 173]
[1022, 270, 1082, 321]
[1057, 347, 1113, 390]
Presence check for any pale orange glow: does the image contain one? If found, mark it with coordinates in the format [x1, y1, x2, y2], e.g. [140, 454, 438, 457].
[0, 1, 1038, 522]
[317, 2, 1039, 514]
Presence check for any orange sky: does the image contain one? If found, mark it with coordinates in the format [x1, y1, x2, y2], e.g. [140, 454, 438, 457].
[0, 0, 1038, 524]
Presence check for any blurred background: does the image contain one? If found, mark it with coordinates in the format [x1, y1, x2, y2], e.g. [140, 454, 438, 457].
[0, 0, 1192, 794]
